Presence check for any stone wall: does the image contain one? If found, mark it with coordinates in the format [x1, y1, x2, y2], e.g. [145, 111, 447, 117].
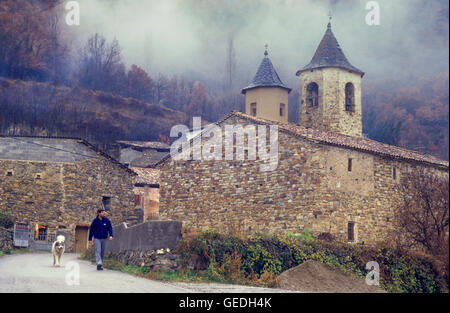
[299, 67, 362, 137]
[158, 115, 448, 246]
[0, 156, 135, 252]
[0, 227, 13, 251]
[104, 221, 182, 271]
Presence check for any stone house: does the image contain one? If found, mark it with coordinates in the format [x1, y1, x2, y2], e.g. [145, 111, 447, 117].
[110, 140, 169, 223]
[0, 136, 136, 252]
[130, 166, 160, 222]
[156, 23, 449, 245]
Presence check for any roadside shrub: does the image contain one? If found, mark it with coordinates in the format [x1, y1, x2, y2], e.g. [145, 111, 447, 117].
[176, 230, 448, 292]
[0, 211, 14, 229]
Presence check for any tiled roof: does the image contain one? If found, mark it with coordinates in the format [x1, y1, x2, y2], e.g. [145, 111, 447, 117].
[154, 111, 448, 169]
[227, 111, 448, 169]
[0, 136, 97, 162]
[296, 23, 364, 76]
[242, 51, 291, 94]
[0, 135, 136, 174]
[130, 167, 160, 186]
[117, 140, 170, 150]
[129, 150, 169, 167]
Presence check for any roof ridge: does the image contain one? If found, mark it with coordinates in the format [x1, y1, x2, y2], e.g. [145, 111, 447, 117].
[154, 111, 448, 169]
[230, 111, 448, 168]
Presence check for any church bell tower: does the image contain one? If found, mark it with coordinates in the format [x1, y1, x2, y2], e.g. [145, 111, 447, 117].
[296, 22, 364, 137]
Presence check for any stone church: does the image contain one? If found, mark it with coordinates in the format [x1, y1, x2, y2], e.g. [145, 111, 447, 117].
[156, 22, 449, 245]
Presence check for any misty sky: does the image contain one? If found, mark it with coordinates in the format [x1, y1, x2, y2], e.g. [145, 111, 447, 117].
[66, 0, 449, 91]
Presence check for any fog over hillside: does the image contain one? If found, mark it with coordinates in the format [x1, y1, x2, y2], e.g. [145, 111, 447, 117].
[69, 0, 449, 90]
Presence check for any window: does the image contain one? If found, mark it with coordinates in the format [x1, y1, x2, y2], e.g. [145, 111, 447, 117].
[345, 83, 355, 112]
[250, 103, 257, 116]
[35, 224, 48, 241]
[35, 173, 42, 180]
[279, 103, 285, 117]
[6, 171, 13, 176]
[348, 222, 355, 242]
[393, 167, 397, 180]
[102, 196, 112, 211]
[134, 194, 143, 207]
[306, 82, 319, 107]
[348, 158, 352, 172]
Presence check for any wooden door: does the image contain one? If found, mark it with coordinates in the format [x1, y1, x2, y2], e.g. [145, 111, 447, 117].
[75, 226, 89, 253]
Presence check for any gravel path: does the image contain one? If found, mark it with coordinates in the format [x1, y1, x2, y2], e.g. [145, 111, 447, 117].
[0, 252, 297, 293]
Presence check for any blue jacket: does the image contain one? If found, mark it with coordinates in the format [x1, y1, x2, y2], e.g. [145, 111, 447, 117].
[88, 217, 113, 240]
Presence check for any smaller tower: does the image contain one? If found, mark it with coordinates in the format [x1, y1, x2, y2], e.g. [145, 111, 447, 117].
[242, 46, 291, 123]
[296, 22, 364, 137]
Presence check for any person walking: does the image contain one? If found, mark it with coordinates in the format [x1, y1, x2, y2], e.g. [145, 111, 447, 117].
[88, 208, 113, 270]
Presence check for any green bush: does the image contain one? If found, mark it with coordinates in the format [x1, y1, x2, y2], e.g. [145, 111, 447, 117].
[0, 211, 14, 229]
[176, 231, 448, 293]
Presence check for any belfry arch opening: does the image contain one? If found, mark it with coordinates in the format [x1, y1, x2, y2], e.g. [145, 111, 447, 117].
[345, 82, 355, 112]
[306, 82, 319, 107]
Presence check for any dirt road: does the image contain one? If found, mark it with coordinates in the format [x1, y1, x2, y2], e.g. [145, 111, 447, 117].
[0, 252, 295, 293]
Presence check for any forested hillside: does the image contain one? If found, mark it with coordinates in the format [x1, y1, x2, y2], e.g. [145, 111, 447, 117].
[0, 0, 448, 160]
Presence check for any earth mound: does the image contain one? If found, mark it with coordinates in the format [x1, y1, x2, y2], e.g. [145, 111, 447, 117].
[276, 260, 386, 293]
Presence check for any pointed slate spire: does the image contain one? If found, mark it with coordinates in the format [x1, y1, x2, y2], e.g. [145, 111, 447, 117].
[242, 47, 291, 94]
[296, 22, 364, 77]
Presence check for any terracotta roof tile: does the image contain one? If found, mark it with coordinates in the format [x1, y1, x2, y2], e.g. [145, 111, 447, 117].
[154, 111, 448, 169]
[229, 111, 448, 168]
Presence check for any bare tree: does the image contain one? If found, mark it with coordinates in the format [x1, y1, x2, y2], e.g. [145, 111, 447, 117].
[77, 33, 124, 93]
[396, 169, 449, 257]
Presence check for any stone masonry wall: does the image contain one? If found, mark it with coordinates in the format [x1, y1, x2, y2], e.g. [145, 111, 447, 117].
[159, 115, 448, 246]
[299, 67, 362, 137]
[104, 221, 182, 271]
[0, 157, 135, 252]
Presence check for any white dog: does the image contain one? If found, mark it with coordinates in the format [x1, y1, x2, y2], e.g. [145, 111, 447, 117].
[52, 235, 65, 267]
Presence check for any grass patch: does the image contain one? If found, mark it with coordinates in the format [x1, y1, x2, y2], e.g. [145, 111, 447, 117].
[0, 248, 30, 257]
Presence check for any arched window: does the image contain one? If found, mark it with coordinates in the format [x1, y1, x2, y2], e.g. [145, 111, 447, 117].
[306, 82, 319, 107]
[345, 83, 355, 112]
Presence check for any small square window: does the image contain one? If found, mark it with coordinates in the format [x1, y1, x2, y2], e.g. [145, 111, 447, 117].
[35, 174, 42, 180]
[6, 171, 13, 176]
[102, 196, 112, 211]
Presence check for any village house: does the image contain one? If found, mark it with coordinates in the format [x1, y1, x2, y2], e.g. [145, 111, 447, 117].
[155, 23, 449, 245]
[113, 140, 169, 222]
[0, 136, 137, 252]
